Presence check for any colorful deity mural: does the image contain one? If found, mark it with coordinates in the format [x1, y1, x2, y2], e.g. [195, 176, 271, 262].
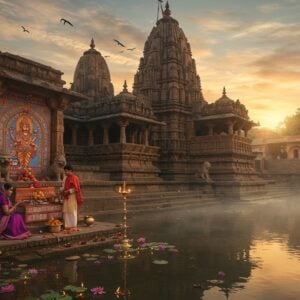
[9, 113, 38, 168]
[0, 93, 51, 178]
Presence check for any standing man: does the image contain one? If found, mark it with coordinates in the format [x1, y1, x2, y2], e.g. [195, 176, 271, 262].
[62, 163, 83, 232]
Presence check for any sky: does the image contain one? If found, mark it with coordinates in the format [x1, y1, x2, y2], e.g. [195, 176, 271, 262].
[0, 0, 299, 128]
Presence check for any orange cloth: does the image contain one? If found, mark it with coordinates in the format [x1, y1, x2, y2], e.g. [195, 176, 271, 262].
[63, 174, 83, 205]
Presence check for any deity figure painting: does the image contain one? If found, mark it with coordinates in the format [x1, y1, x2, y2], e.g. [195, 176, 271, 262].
[9, 114, 38, 168]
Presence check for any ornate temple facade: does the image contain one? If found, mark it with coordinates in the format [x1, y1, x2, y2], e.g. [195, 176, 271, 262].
[0, 3, 261, 198]
[0, 51, 86, 179]
[64, 3, 258, 187]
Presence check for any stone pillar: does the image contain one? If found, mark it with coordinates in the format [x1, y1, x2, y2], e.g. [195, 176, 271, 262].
[227, 121, 234, 135]
[207, 123, 214, 136]
[47, 97, 70, 163]
[71, 124, 78, 146]
[103, 124, 109, 144]
[119, 121, 128, 144]
[144, 127, 149, 146]
[88, 125, 94, 146]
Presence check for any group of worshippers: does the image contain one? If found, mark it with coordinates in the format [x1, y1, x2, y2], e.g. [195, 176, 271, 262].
[0, 163, 83, 240]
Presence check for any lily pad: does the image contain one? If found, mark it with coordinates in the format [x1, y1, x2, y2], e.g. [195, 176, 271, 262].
[90, 254, 99, 257]
[41, 290, 72, 300]
[82, 253, 91, 258]
[85, 257, 97, 261]
[17, 264, 28, 268]
[65, 255, 81, 261]
[103, 248, 117, 254]
[64, 285, 87, 293]
[153, 260, 169, 265]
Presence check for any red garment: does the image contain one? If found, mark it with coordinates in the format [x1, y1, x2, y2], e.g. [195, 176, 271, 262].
[64, 173, 83, 205]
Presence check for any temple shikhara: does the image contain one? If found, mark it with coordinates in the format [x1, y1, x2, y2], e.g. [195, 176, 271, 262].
[0, 2, 264, 214]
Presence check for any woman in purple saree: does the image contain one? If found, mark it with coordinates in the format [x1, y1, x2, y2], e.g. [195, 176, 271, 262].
[0, 183, 31, 240]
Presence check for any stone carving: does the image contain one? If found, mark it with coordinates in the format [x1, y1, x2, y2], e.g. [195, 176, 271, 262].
[0, 154, 11, 182]
[196, 161, 212, 182]
[46, 153, 66, 181]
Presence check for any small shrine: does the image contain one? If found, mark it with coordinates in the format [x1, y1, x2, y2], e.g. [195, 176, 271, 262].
[0, 51, 87, 223]
[190, 87, 257, 181]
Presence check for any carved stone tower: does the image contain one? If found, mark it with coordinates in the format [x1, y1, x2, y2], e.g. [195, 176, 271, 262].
[72, 38, 114, 99]
[133, 2, 206, 180]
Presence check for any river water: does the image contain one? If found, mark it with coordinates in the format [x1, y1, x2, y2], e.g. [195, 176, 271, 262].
[1, 195, 300, 299]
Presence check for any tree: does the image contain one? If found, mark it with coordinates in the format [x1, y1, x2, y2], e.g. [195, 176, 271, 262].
[281, 108, 300, 136]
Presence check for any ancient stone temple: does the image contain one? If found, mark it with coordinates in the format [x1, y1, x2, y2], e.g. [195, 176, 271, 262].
[64, 39, 163, 181]
[133, 2, 206, 180]
[190, 87, 257, 181]
[63, 2, 260, 192]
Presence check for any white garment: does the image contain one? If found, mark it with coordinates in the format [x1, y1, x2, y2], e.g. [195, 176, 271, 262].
[62, 179, 78, 228]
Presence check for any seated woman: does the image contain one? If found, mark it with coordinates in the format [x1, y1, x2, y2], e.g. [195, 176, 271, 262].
[0, 183, 31, 240]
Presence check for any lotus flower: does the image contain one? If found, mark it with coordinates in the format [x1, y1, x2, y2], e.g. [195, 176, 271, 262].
[107, 255, 114, 260]
[94, 260, 102, 265]
[91, 286, 106, 295]
[218, 271, 226, 278]
[113, 243, 122, 250]
[159, 244, 166, 251]
[28, 268, 38, 275]
[0, 284, 15, 293]
[137, 237, 146, 244]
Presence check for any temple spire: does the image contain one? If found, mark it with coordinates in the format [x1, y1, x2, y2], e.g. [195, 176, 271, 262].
[223, 86, 226, 96]
[123, 80, 128, 93]
[163, 1, 171, 17]
[90, 38, 95, 49]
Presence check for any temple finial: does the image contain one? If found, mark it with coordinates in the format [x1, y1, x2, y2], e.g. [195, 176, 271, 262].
[223, 86, 226, 96]
[123, 80, 128, 93]
[90, 38, 95, 49]
[163, 1, 171, 16]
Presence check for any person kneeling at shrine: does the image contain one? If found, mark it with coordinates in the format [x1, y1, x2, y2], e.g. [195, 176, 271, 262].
[62, 163, 83, 232]
[0, 183, 32, 240]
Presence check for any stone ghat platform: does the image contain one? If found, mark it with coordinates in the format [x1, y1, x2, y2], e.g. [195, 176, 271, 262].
[0, 220, 120, 256]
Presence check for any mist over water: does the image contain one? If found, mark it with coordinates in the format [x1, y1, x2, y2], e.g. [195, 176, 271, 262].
[2, 195, 300, 299]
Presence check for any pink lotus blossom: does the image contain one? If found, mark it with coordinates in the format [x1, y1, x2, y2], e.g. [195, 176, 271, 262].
[159, 244, 166, 251]
[113, 243, 122, 250]
[28, 268, 38, 275]
[137, 237, 146, 244]
[107, 255, 114, 260]
[94, 260, 102, 265]
[0, 284, 15, 293]
[218, 271, 226, 278]
[91, 286, 106, 295]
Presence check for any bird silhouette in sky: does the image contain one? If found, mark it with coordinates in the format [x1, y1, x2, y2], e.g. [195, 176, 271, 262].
[21, 26, 30, 33]
[113, 39, 125, 47]
[60, 18, 73, 26]
[127, 47, 136, 51]
[104, 55, 110, 58]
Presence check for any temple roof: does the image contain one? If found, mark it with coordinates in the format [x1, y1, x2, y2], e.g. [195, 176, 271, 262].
[72, 38, 114, 100]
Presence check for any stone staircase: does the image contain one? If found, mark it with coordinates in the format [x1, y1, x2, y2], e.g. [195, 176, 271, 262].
[81, 186, 219, 217]
[79, 179, 299, 217]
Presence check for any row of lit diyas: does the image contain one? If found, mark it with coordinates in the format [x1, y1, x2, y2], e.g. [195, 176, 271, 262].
[115, 181, 133, 298]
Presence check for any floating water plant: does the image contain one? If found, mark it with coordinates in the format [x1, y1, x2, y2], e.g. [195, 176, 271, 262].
[41, 290, 72, 300]
[91, 286, 106, 295]
[153, 260, 168, 265]
[0, 284, 15, 293]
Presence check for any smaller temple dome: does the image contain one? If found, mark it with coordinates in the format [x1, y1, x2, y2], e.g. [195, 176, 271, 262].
[215, 87, 235, 106]
[72, 38, 114, 100]
[114, 80, 137, 102]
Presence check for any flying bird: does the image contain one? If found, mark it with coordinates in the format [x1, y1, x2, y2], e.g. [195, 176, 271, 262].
[104, 55, 110, 58]
[113, 39, 125, 47]
[60, 18, 73, 26]
[21, 26, 30, 33]
[127, 47, 136, 51]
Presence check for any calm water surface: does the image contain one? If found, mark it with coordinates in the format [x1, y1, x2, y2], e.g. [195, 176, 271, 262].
[1, 196, 300, 299]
